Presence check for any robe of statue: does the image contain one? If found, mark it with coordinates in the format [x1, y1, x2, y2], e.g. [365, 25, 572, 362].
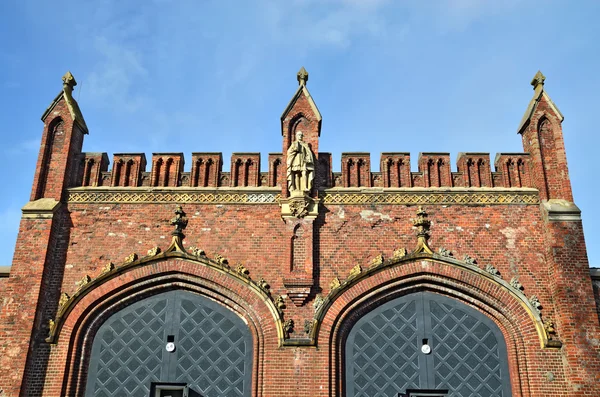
[286, 133, 315, 193]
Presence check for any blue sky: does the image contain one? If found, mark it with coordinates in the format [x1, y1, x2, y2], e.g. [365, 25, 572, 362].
[1, 0, 599, 267]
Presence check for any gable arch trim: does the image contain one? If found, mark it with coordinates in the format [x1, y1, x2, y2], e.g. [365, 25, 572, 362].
[60, 275, 266, 397]
[46, 250, 287, 346]
[309, 253, 558, 349]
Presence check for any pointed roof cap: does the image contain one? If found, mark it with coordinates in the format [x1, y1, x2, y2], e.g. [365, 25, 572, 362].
[297, 66, 309, 86]
[531, 70, 545, 89]
[41, 71, 88, 134]
[517, 70, 563, 134]
[281, 67, 322, 134]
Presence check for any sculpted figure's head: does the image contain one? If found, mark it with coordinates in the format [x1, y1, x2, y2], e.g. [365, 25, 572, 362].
[295, 131, 304, 141]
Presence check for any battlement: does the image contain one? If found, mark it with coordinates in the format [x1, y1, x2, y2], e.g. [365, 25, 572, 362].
[76, 151, 534, 189]
[34, 68, 571, 204]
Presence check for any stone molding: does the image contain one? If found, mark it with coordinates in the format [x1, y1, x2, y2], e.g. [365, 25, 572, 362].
[543, 199, 582, 221]
[66, 187, 540, 205]
[21, 198, 61, 219]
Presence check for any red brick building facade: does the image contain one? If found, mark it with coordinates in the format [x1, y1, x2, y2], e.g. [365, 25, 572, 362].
[0, 69, 599, 396]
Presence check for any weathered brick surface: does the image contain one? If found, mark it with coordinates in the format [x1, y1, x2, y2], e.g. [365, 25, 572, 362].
[1, 72, 599, 396]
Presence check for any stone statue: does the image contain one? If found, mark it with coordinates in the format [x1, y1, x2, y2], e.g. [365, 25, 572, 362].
[287, 131, 315, 194]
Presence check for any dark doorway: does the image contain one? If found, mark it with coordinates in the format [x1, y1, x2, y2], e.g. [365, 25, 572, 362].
[345, 291, 511, 396]
[85, 290, 253, 397]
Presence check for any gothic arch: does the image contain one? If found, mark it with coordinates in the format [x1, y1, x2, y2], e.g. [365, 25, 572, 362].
[308, 254, 560, 396]
[36, 117, 64, 199]
[46, 252, 286, 397]
[287, 113, 309, 146]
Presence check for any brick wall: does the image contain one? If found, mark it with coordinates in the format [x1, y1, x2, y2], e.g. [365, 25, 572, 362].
[1, 71, 599, 397]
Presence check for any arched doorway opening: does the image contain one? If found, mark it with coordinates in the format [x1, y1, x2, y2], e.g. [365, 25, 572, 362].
[85, 290, 253, 397]
[345, 291, 511, 396]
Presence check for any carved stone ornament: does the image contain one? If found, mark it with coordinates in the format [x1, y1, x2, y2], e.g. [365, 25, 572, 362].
[484, 264, 499, 276]
[463, 254, 476, 265]
[283, 319, 294, 338]
[510, 277, 524, 291]
[58, 292, 70, 309]
[236, 263, 249, 275]
[370, 254, 384, 267]
[529, 295, 542, 315]
[313, 294, 324, 313]
[544, 318, 556, 336]
[170, 205, 188, 234]
[304, 319, 314, 335]
[287, 130, 315, 195]
[124, 253, 138, 264]
[438, 247, 452, 257]
[412, 206, 433, 254]
[215, 254, 229, 265]
[275, 295, 285, 310]
[48, 319, 56, 336]
[99, 261, 115, 276]
[329, 277, 341, 291]
[258, 278, 270, 292]
[76, 275, 92, 292]
[189, 246, 206, 257]
[289, 198, 310, 218]
[147, 246, 161, 256]
[349, 264, 362, 278]
[392, 248, 407, 260]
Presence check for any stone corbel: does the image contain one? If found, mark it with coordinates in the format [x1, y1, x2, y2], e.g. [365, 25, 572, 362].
[279, 193, 319, 220]
[21, 198, 61, 219]
[543, 199, 581, 222]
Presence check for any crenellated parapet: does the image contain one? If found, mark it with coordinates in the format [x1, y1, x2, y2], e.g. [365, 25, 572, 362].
[73, 150, 536, 189]
[341, 153, 371, 188]
[267, 153, 283, 187]
[381, 152, 411, 188]
[418, 152, 451, 187]
[456, 152, 492, 188]
[230, 153, 260, 187]
[190, 153, 222, 187]
[151, 153, 184, 187]
[79, 152, 109, 187]
[111, 153, 146, 187]
[494, 153, 532, 188]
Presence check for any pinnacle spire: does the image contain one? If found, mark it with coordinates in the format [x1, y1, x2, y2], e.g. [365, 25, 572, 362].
[531, 70, 545, 90]
[62, 71, 77, 95]
[297, 67, 309, 86]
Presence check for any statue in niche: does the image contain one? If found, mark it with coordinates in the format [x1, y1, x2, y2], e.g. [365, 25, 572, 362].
[286, 130, 315, 195]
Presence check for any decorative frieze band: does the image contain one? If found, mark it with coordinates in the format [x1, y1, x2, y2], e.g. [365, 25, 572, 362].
[67, 188, 539, 205]
[67, 189, 281, 204]
[321, 190, 539, 205]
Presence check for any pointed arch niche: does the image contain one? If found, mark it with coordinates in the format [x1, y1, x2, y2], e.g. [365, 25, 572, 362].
[46, 254, 285, 397]
[308, 254, 560, 397]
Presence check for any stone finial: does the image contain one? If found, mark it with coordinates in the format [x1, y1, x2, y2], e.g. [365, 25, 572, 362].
[170, 205, 188, 234]
[62, 71, 77, 95]
[166, 205, 188, 253]
[412, 206, 433, 254]
[297, 66, 309, 86]
[531, 70, 545, 90]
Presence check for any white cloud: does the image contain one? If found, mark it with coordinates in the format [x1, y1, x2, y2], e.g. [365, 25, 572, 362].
[4, 138, 40, 155]
[85, 36, 149, 113]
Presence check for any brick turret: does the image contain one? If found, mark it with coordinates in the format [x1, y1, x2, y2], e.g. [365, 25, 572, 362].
[32, 71, 88, 201]
[518, 71, 571, 201]
[1, 72, 89, 396]
[519, 72, 600, 394]
[281, 67, 322, 197]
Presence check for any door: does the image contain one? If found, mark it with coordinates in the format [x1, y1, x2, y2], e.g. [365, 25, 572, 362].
[85, 290, 253, 397]
[345, 292, 511, 397]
